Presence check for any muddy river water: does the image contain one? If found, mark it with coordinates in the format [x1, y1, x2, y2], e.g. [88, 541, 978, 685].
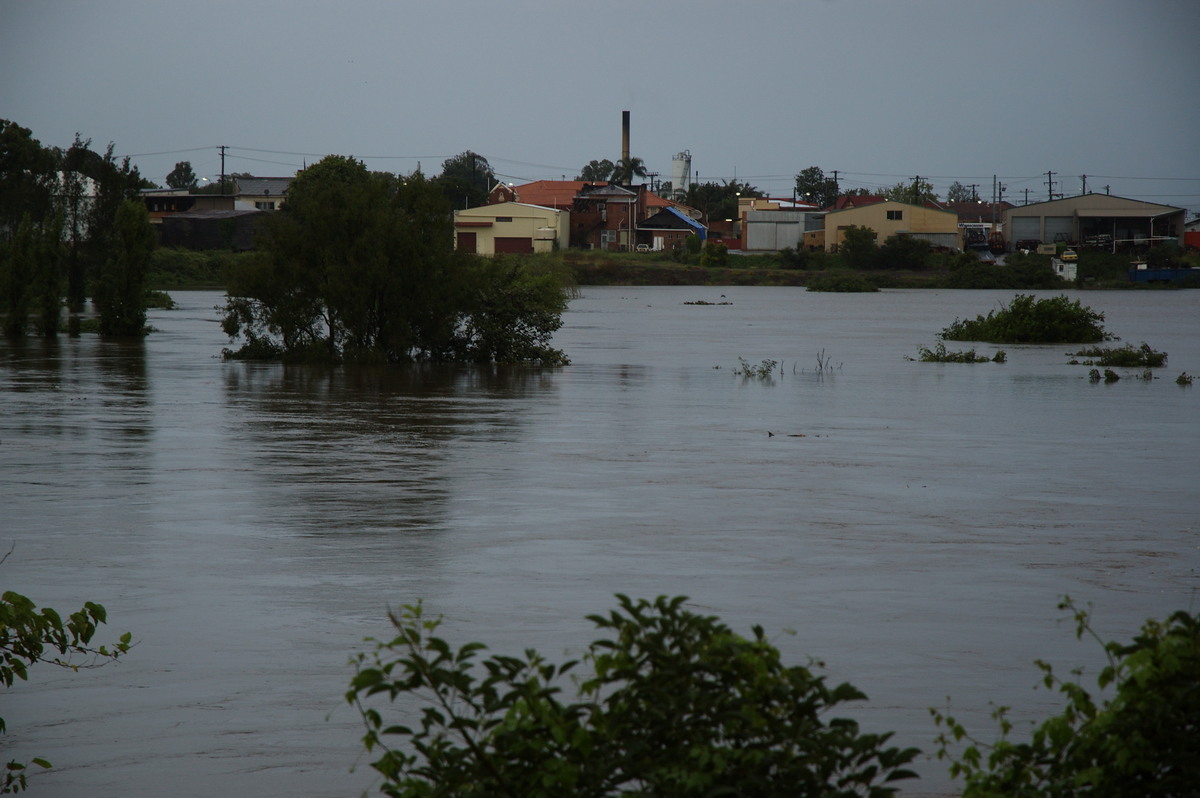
[2, 286, 1197, 797]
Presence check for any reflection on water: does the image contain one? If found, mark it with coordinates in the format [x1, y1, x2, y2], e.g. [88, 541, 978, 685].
[1, 288, 1197, 797]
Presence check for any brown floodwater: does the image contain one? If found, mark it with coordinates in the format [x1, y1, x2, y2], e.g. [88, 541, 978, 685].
[2, 286, 1197, 797]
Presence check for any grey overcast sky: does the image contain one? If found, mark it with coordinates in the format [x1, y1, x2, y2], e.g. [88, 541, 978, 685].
[3, 0, 1198, 212]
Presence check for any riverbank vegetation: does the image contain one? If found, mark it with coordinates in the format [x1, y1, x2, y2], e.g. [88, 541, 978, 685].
[220, 155, 571, 365]
[0, 119, 155, 338]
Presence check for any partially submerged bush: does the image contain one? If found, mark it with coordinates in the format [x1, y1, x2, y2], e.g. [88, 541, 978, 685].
[1068, 342, 1166, 368]
[912, 342, 1005, 363]
[734, 357, 778, 379]
[941, 294, 1112, 344]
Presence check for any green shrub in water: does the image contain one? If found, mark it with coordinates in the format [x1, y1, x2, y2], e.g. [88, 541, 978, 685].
[941, 294, 1112, 344]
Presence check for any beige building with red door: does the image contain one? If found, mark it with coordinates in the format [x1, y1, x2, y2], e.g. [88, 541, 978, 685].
[453, 201, 568, 255]
[823, 200, 961, 252]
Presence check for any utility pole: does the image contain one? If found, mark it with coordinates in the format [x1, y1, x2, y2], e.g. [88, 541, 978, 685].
[1080, 174, 1088, 195]
[1104, 184, 1111, 195]
[911, 175, 923, 204]
[1045, 170, 1056, 202]
[969, 183, 979, 202]
[219, 145, 227, 194]
[1024, 188, 1031, 205]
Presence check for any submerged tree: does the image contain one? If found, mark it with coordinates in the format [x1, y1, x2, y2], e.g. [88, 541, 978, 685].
[348, 594, 919, 797]
[93, 199, 154, 336]
[222, 155, 568, 364]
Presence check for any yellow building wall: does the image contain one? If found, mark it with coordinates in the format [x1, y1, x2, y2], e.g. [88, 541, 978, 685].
[825, 201, 960, 251]
[454, 202, 568, 255]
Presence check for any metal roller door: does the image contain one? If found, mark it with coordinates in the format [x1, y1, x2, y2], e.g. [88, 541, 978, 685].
[1044, 216, 1074, 243]
[1010, 216, 1041, 243]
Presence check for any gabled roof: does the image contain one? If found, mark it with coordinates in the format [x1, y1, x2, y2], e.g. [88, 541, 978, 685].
[943, 200, 1013, 222]
[828, 194, 886, 211]
[509, 179, 679, 211]
[580, 183, 638, 199]
[824, 198, 957, 218]
[640, 206, 706, 233]
[1006, 192, 1183, 214]
[511, 180, 597, 208]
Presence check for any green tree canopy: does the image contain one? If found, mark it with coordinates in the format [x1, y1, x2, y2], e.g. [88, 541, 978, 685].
[878, 234, 933, 271]
[610, 156, 647, 186]
[348, 594, 919, 798]
[94, 198, 154, 336]
[686, 180, 761, 224]
[436, 151, 494, 208]
[165, 160, 198, 190]
[0, 119, 58, 240]
[222, 155, 569, 365]
[839, 224, 879, 269]
[881, 180, 938, 205]
[794, 166, 840, 208]
[577, 159, 616, 182]
[945, 181, 975, 203]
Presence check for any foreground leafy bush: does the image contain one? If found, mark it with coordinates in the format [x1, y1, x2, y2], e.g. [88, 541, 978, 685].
[348, 595, 919, 797]
[933, 600, 1200, 797]
[941, 294, 1112, 344]
[2, 586, 131, 793]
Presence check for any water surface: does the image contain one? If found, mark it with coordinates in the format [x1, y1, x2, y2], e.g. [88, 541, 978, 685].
[2, 287, 1197, 797]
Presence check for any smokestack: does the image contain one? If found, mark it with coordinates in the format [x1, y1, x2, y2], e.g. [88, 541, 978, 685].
[621, 110, 630, 183]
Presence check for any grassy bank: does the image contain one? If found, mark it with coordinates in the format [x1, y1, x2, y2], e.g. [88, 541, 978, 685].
[147, 246, 1197, 292]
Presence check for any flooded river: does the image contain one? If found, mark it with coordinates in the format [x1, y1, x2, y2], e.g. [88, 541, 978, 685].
[2, 286, 1197, 797]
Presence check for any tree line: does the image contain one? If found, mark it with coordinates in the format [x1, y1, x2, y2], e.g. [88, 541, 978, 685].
[0, 119, 155, 337]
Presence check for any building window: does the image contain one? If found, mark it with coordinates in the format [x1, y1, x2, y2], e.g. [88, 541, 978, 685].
[601, 230, 617, 244]
[256, 201, 276, 210]
[887, 210, 903, 220]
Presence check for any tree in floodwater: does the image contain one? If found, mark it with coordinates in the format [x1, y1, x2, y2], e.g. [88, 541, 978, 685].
[93, 199, 154, 336]
[1, 215, 35, 337]
[31, 213, 64, 336]
[221, 155, 568, 364]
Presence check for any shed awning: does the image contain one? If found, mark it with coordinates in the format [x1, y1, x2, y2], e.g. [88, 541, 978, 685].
[1075, 208, 1179, 218]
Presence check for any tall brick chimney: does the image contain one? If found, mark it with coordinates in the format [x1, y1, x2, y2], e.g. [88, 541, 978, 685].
[621, 110, 630, 183]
